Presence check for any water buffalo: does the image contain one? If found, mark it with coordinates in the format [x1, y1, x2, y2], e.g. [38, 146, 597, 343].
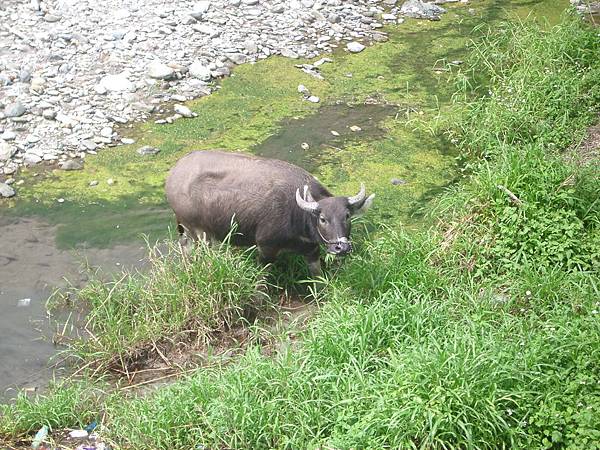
[165, 150, 374, 276]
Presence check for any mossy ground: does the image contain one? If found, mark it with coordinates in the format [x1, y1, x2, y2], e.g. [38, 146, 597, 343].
[0, 0, 523, 248]
[1, 0, 570, 249]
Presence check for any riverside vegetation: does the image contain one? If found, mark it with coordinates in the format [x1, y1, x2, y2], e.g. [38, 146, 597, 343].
[1, 10, 600, 450]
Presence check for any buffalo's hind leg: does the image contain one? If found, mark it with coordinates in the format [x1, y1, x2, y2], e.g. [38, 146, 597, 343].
[175, 217, 201, 257]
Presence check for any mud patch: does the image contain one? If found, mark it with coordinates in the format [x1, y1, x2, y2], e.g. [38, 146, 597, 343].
[568, 118, 600, 165]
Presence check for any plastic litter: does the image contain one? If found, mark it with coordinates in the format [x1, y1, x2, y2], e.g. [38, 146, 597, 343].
[85, 420, 98, 433]
[69, 429, 89, 438]
[31, 425, 48, 449]
[17, 298, 31, 307]
[75, 444, 107, 450]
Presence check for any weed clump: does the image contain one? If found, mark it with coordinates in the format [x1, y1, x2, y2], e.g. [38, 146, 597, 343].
[64, 239, 268, 373]
[442, 14, 600, 278]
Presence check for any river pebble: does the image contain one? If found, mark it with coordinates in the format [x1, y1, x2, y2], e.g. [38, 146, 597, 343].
[0, 182, 16, 198]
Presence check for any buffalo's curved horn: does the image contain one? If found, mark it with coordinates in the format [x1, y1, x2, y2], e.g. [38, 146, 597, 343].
[347, 183, 366, 206]
[303, 185, 316, 203]
[296, 186, 319, 212]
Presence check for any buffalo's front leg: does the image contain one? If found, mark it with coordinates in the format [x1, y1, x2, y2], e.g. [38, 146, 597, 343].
[304, 246, 322, 278]
[257, 245, 279, 267]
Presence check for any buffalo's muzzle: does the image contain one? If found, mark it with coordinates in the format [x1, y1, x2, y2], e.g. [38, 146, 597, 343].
[328, 241, 352, 255]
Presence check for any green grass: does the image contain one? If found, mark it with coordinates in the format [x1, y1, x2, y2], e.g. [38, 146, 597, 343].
[2, 9, 600, 450]
[438, 14, 600, 278]
[52, 238, 269, 373]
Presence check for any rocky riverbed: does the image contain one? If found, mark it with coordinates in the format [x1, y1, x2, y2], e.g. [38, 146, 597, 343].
[0, 0, 463, 198]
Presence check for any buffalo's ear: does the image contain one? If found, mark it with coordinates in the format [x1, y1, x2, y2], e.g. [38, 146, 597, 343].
[350, 193, 375, 216]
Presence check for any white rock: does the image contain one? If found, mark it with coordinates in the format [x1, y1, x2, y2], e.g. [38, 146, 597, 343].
[0, 142, 16, 160]
[147, 62, 175, 80]
[1, 131, 17, 142]
[193, 1, 211, 14]
[0, 183, 16, 198]
[174, 104, 194, 118]
[99, 73, 134, 92]
[23, 153, 42, 165]
[298, 84, 310, 95]
[189, 62, 212, 81]
[347, 42, 366, 53]
[192, 24, 219, 36]
[100, 127, 113, 138]
[307, 95, 320, 103]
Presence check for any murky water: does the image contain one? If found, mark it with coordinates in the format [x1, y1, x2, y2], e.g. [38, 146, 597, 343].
[0, 215, 146, 398]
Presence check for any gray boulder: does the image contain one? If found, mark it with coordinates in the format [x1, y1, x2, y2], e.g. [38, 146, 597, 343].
[400, 0, 446, 20]
[0, 182, 16, 198]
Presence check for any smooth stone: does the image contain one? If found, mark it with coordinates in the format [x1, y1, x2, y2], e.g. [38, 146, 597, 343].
[174, 104, 193, 118]
[347, 42, 366, 53]
[147, 62, 176, 80]
[0, 141, 16, 160]
[211, 66, 230, 77]
[137, 145, 160, 156]
[23, 153, 42, 165]
[43, 14, 62, 23]
[298, 84, 310, 95]
[89, 180, 99, 186]
[189, 62, 212, 81]
[59, 159, 84, 170]
[100, 127, 113, 138]
[4, 102, 27, 118]
[0, 183, 16, 198]
[193, 1, 211, 14]
[391, 178, 407, 185]
[227, 53, 247, 65]
[81, 140, 98, 151]
[281, 48, 299, 59]
[1, 131, 17, 141]
[42, 109, 57, 120]
[99, 73, 134, 92]
[121, 138, 135, 144]
[307, 95, 320, 103]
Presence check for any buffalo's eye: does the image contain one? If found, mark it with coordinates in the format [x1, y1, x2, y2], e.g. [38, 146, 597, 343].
[319, 215, 327, 224]
[346, 211, 351, 220]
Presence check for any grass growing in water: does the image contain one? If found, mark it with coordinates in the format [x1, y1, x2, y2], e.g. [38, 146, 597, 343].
[2, 11, 600, 450]
[57, 238, 269, 373]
